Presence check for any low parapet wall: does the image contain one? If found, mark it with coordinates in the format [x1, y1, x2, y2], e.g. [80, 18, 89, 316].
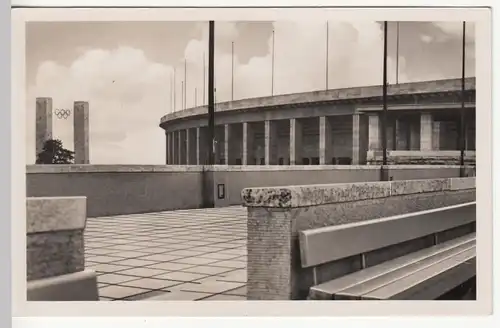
[27, 164, 472, 217]
[26, 196, 99, 301]
[367, 150, 477, 166]
[241, 177, 476, 300]
[26, 165, 205, 217]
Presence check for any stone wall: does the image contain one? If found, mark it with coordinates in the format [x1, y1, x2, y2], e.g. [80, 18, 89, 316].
[27, 164, 470, 217]
[242, 177, 476, 300]
[367, 150, 476, 166]
[26, 165, 205, 217]
[209, 165, 468, 207]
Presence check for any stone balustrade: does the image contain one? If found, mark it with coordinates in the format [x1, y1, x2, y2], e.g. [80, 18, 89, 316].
[26, 196, 98, 301]
[241, 177, 476, 300]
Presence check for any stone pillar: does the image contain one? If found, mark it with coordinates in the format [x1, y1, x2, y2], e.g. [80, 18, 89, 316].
[290, 118, 303, 165]
[169, 133, 174, 164]
[176, 130, 182, 164]
[224, 124, 230, 165]
[352, 114, 360, 164]
[319, 116, 332, 165]
[73, 101, 90, 164]
[186, 129, 192, 164]
[265, 120, 279, 165]
[420, 113, 433, 151]
[167, 134, 170, 164]
[197, 127, 209, 165]
[196, 128, 201, 165]
[171, 133, 175, 164]
[35, 98, 53, 160]
[243, 122, 254, 165]
[180, 130, 188, 164]
[395, 119, 410, 150]
[409, 120, 420, 150]
[432, 121, 441, 150]
[368, 114, 380, 150]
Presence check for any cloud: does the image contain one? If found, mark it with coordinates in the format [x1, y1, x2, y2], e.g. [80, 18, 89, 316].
[26, 46, 171, 165]
[432, 21, 475, 41]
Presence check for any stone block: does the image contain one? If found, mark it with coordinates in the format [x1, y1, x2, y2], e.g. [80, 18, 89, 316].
[242, 181, 391, 208]
[449, 177, 476, 190]
[27, 229, 85, 281]
[389, 178, 450, 196]
[246, 208, 294, 300]
[27, 269, 99, 301]
[26, 196, 87, 281]
[26, 196, 87, 233]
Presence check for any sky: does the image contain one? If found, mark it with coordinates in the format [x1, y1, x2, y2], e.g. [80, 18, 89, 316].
[25, 21, 476, 165]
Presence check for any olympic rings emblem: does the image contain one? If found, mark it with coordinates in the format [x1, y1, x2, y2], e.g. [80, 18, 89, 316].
[55, 108, 71, 120]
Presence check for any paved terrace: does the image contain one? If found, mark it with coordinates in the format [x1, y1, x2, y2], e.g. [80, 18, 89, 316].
[85, 206, 248, 301]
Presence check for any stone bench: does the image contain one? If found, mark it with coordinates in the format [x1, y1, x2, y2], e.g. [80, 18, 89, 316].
[300, 203, 476, 300]
[26, 196, 99, 301]
[242, 177, 476, 300]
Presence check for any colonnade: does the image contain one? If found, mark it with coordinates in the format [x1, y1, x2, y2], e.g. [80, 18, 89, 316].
[165, 111, 475, 165]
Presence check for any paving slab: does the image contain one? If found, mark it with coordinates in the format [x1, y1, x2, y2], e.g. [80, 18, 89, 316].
[84, 206, 248, 301]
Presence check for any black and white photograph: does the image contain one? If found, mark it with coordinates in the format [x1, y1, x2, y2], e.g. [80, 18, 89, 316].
[13, 6, 490, 313]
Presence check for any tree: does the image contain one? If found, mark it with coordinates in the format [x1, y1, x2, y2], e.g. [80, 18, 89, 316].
[36, 139, 75, 164]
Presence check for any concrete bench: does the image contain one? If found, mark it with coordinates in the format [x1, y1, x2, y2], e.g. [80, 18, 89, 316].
[242, 177, 476, 300]
[299, 203, 476, 300]
[26, 196, 99, 301]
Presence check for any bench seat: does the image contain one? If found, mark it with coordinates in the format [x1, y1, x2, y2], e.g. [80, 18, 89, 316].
[309, 233, 476, 300]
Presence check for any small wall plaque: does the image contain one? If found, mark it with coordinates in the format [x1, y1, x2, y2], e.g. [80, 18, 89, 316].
[217, 184, 225, 199]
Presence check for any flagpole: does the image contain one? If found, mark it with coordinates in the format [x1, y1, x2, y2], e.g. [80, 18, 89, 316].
[381, 21, 389, 180]
[326, 21, 329, 90]
[173, 67, 176, 112]
[181, 81, 184, 110]
[396, 22, 400, 84]
[208, 21, 215, 166]
[170, 72, 174, 112]
[459, 21, 466, 176]
[231, 41, 234, 101]
[203, 52, 206, 106]
[184, 59, 187, 109]
[271, 29, 275, 96]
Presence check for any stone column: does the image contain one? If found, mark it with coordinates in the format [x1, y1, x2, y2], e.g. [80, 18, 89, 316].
[409, 120, 420, 150]
[165, 132, 170, 164]
[352, 114, 361, 164]
[420, 113, 433, 151]
[35, 97, 53, 159]
[73, 101, 89, 164]
[176, 130, 182, 164]
[265, 120, 279, 165]
[186, 129, 191, 164]
[395, 119, 410, 150]
[171, 133, 175, 164]
[180, 130, 188, 164]
[368, 114, 380, 150]
[224, 124, 230, 165]
[243, 122, 254, 165]
[432, 121, 441, 150]
[169, 133, 174, 164]
[290, 118, 303, 165]
[319, 116, 332, 165]
[196, 128, 201, 165]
